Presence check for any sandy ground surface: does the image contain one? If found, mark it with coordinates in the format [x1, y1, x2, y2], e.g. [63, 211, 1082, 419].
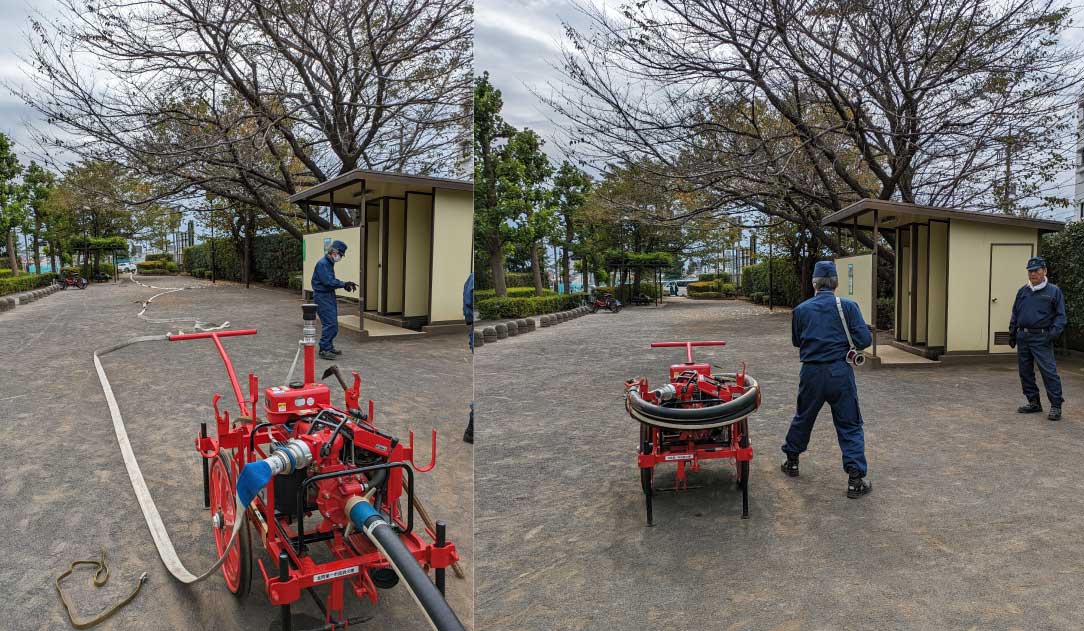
[0, 276, 473, 630]
[475, 298, 1084, 630]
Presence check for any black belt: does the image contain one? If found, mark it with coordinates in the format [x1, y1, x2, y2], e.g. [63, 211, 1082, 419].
[1019, 327, 1047, 333]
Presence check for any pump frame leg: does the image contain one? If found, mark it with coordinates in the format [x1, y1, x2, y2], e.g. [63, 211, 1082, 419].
[279, 551, 292, 631]
[435, 521, 447, 596]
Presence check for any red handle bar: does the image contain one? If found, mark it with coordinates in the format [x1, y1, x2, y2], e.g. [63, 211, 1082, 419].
[650, 340, 726, 363]
[167, 329, 258, 416]
[168, 329, 258, 341]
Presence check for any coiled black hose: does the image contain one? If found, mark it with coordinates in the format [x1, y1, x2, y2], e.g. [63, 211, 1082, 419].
[627, 373, 760, 430]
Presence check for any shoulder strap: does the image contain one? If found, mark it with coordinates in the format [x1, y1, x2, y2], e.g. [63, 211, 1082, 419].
[835, 296, 856, 350]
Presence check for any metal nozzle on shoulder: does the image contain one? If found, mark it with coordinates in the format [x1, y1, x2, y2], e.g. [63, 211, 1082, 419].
[302, 303, 318, 321]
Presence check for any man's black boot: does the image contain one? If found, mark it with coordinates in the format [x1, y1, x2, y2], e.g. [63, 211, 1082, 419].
[780, 453, 799, 477]
[1048, 406, 1062, 421]
[319, 349, 337, 360]
[1017, 400, 1043, 414]
[328, 347, 343, 356]
[846, 468, 872, 498]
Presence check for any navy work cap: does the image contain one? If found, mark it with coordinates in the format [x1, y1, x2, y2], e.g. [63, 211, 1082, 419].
[812, 260, 837, 278]
[1026, 256, 1046, 271]
[330, 240, 348, 255]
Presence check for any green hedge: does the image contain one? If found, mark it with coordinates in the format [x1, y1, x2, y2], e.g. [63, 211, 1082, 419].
[689, 281, 736, 298]
[183, 234, 302, 287]
[741, 258, 803, 307]
[0, 272, 57, 296]
[697, 272, 732, 283]
[288, 271, 303, 290]
[477, 292, 589, 319]
[1043, 221, 1084, 351]
[137, 260, 177, 275]
[0, 269, 11, 278]
[475, 287, 556, 300]
[144, 253, 173, 263]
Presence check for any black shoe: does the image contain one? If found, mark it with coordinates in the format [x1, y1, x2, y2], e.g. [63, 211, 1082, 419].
[318, 350, 337, 360]
[1017, 401, 1043, 414]
[847, 472, 872, 498]
[328, 347, 343, 356]
[462, 428, 473, 444]
[1048, 407, 1062, 421]
[780, 454, 799, 477]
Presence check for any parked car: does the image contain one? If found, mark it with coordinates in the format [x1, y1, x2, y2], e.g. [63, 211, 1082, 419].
[117, 262, 136, 273]
[671, 278, 698, 296]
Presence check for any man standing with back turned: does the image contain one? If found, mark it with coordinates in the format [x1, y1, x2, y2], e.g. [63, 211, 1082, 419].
[1009, 256, 1066, 421]
[781, 260, 873, 498]
[311, 240, 357, 360]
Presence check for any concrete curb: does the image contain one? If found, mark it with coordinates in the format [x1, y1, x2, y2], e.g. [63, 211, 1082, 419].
[1, 283, 61, 310]
[477, 305, 591, 346]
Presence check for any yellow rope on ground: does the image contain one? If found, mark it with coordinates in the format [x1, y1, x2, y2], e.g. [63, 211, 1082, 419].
[55, 546, 147, 629]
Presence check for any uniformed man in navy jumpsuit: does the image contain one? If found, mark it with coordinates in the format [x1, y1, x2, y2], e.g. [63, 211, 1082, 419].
[311, 240, 357, 359]
[781, 260, 873, 498]
[463, 273, 475, 444]
[1009, 256, 1066, 421]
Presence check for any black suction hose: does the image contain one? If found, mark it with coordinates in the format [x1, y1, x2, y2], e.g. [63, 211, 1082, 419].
[347, 499, 465, 631]
[627, 373, 760, 430]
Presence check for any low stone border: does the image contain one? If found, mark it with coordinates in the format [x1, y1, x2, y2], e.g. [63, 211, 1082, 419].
[0, 283, 61, 312]
[475, 304, 593, 346]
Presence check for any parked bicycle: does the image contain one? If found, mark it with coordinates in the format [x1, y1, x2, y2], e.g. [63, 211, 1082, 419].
[58, 274, 89, 290]
[589, 292, 623, 313]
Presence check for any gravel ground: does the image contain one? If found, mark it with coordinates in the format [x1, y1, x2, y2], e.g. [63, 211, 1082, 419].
[0, 276, 473, 630]
[476, 298, 1084, 631]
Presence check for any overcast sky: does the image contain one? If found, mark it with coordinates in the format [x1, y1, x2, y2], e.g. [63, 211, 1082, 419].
[1, 0, 1080, 220]
[476, 0, 1084, 222]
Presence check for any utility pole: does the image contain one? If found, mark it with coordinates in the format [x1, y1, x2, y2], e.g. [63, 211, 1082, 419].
[1002, 127, 1015, 215]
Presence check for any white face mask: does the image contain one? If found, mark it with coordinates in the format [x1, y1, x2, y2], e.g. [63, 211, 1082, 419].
[330, 252, 342, 263]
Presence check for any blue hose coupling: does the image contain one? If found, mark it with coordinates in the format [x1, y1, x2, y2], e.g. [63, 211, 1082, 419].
[346, 496, 382, 531]
[236, 439, 313, 507]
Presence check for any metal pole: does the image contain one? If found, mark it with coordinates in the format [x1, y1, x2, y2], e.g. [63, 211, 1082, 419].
[278, 551, 292, 631]
[768, 233, 774, 312]
[435, 521, 447, 596]
[210, 220, 216, 284]
[871, 209, 880, 358]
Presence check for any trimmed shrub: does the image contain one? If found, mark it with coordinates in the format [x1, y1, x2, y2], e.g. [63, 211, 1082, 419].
[1043, 222, 1084, 351]
[145, 253, 174, 263]
[0, 273, 57, 296]
[288, 271, 303, 290]
[741, 258, 803, 307]
[697, 272, 732, 283]
[183, 233, 301, 286]
[477, 292, 588, 320]
[475, 287, 556, 300]
[689, 291, 722, 299]
[0, 269, 12, 278]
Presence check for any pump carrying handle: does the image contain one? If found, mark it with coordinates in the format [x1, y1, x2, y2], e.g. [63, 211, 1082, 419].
[168, 329, 258, 417]
[650, 341, 726, 363]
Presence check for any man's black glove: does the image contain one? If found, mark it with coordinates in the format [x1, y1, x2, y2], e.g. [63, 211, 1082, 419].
[343, 281, 358, 292]
[1008, 334, 1016, 349]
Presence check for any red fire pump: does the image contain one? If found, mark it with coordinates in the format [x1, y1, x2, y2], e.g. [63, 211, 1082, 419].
[176, 303, 464, 630]
[625, 341, 761, 525]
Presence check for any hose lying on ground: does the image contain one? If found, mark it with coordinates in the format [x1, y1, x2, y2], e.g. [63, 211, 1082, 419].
[94, 335, 246, 585]
[626, 373, 760, 430]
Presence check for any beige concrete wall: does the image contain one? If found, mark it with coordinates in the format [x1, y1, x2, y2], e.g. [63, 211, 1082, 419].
[385, 199, 406, 313]
[835, 254, 873, 324]
[429, 189, 474, 323]
[915, 225, 929, 344]
[946, 220, 1037, 352]
[302, 226, 362, 298]
[927, 221, 948, 347]
[404, 193, 433, 318]
[898, 235, 911, 342]
[366, 218, 379, 309]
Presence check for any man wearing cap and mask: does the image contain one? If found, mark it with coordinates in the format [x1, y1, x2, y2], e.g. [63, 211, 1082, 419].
[311, 240, 358, 360]
[1009, 256, 1066, 421]
[780, 260, 873, 498]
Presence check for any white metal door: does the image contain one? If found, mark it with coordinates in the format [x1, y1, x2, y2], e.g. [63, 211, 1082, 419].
[988, 244, 1033, 353]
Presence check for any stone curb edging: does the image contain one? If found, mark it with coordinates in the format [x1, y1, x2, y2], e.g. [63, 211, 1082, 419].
[475, 304, 593, 346]
[0, 283, 61, 312]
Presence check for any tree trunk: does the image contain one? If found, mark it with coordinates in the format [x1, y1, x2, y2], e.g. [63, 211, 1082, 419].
[32, 212, 41, 273]
[530, 242, 544, 296]
[489, 243, 507, 297]
[563, 219, 573, 294]
[6, 229, 18, 274]
[49, 240, 57, 275]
